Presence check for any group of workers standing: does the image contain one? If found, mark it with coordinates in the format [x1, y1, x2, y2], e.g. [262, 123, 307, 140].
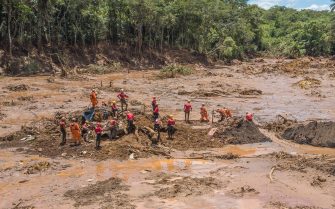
[60, 88, 253, 150]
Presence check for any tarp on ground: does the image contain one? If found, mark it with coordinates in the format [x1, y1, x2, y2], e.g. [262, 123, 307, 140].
[83, 108, 95, 121]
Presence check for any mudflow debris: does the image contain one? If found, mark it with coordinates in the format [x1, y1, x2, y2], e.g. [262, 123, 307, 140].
[282, 121, 335, 148]
[213, 117, 271, 144]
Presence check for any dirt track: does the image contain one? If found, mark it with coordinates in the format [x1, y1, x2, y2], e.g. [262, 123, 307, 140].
[0, 58, 335, 209]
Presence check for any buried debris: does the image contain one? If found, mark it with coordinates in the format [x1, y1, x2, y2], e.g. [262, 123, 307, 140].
[24, 161, 51, 174]
[143, 174, 223, 199]
[295, 77, 321, 89]
[64, 177, 134, 209]
[6, 84, 30, 91]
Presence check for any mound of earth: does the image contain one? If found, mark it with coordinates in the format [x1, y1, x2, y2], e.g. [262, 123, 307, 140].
[269, 152, 335, 176]
[213, 118, 271, 144]
[144, 173, 223, 199]
[282, 121, 335, 148]
[64, 177, 134, 209]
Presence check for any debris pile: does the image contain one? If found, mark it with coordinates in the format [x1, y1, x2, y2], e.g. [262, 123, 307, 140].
[144, 174, 223, 199]
[295, 77, 321, 89]
[282, 121, 335, 147]
[64, 177, 134, 209]
[213, 118, 271, 144]
[24, 161, 51, 174]
[6, 84, 30, 91]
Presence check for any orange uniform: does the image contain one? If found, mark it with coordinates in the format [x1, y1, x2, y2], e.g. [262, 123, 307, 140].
[90, 91, 98, 108]
[200, 106, 209, 122]
[70, 122, 81, 143]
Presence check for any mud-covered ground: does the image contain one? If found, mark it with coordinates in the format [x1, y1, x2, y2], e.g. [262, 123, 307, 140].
[1, 57, 335, 209]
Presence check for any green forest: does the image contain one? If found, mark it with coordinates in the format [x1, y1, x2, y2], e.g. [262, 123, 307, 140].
[0, 0, 334, 62]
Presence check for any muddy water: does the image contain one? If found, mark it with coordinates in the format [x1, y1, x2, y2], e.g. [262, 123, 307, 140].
[1, 140, 335, 209]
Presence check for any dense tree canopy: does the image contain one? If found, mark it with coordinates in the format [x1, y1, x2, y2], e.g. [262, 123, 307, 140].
[0, 0, 334, 61]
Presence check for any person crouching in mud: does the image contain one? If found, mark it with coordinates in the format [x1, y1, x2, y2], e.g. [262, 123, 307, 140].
[95, 123, 103, 150]
[167, 115, 176, 139]
[81, 121, 90, 143]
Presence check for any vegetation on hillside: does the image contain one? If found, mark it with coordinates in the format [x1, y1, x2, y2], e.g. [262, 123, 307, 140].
[0, 0, 334, 66]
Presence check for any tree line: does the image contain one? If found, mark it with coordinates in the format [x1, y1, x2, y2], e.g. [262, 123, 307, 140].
[0, 0, 334, 62]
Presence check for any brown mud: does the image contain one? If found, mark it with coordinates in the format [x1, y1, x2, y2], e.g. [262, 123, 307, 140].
[1, 57, 335, 208]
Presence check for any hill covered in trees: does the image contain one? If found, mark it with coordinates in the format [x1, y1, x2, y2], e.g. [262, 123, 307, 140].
[0, 0, 334, 74]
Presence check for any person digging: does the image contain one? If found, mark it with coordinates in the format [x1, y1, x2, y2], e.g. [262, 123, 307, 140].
[200, 103, 209, 122]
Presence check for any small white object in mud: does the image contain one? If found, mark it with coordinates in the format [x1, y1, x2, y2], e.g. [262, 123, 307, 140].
[208, 128, 218, 136]
[87, 179, 94, 182]
[81, 151, 87, 155]
[20, 135, 35, 141]
[129, 153, 136, 160]
[61, 153, 67, 157]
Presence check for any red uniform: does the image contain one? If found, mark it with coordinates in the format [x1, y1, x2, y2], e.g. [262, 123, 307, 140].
[152, 98, 157, 107]
[111, 104, 118, 111]
[154, 106, 159, 114]
[246, 113, 253, 122]
[127, 113, 134, 120]
[59, 121, 66, 130]
[109, 120, 117, 127]
[95, 126, 103, 134]
[167, 119, 175, 126]
[117, 92, 128, 100]
[184, 103, 192, 112]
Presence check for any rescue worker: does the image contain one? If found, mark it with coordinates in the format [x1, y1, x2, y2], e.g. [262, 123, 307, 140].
[59, 117, 67, 146]
[184, 100, 192, 122]
[245, 112, 253, 122]
[216, 107, 232, 122]
[70, 118, 81, 146]
[153, 104, 159, 121]
[152, 118, 162, 145]
[108, 117, 118, 140]
[111, 101, 118, 118]
[90, 89, 98, 108]
[117, 89, 129, 111]
[151, 97, 157, 111]
[200, 103, 209, 122]
[81, 122, 90, 143]
[126, 111, 135, 134]
[167, 115, 176, 139]
[154, 118, 162, 132]
[95, 123, 103, 149]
